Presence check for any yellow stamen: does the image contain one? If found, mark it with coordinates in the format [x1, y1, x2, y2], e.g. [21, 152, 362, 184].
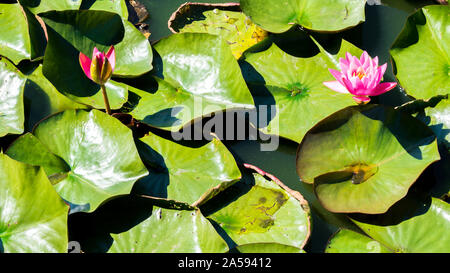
[352, 67, 366, 79]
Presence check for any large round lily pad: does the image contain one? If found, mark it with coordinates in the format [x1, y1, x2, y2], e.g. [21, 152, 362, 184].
[0, 154, 69, 253]
[0, 58, 26, 137]
[296, 104, 440, 214]
[125, 33, 255, 131]
[240, 0, 367, 33]
[242, 39, 360, 143]
[351, 198, 450, 253]
[6, 109, 148, 212]
[390, 5, 450, 100]
[168, 2, 268, 59]
[133, 132, 241, 206]
[204, 167, 311, 249]
[108, 206, 228, 253]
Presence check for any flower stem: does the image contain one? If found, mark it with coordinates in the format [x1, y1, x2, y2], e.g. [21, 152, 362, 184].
[100, 84, 111, 115]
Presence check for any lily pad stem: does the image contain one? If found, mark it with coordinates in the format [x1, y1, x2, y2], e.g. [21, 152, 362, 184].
[101, 84, 111, 115]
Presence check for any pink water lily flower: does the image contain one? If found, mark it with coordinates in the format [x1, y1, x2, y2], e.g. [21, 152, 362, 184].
[79, 46, 115, 115]
[323, 51, 397, 104]
[79, 46, 115, 86]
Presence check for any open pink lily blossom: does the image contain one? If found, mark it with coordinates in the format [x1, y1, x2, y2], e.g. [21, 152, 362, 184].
[79, 46, 115, 86]
[323, 51, 397, 104]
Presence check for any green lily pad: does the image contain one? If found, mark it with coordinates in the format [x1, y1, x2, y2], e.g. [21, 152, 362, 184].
[168, 2, 268, 59]
[205, 170, 311, 249]
[40, 10, 129, 109]
[24, 65, 88, 131]
[423, 97, 449, 150]
[296, 104, 440, 214]
[19, 0, 82, 14]
[240, 0, 367, 33]
[398, 95, 449, 150]
[242, 39, 360, 143]
[0, 58, 26, 137]
[352, 197, 450, 253]
[380, 0, 436, 13]
[133, 132, 241, 206]
[82, 0, 129, 19]
[0, 154, 69, 253]
[234, 243, 305, 253]
[390, 5, 450, 100]
[396, 96, 450, 198]
[0, 4, 46, 64]
[6, 109, 148, 212]
[325, 229, 391, 253]
[108, 207, 228, 253]
[125, 33, 254, 131]
[86, 0, 153, 77]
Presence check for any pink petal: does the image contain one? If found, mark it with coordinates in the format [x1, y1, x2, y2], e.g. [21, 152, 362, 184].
[352, 96, 371, 104]
[339, 58, 350, 73]
[370, 82, 397, 96]
[350, 77, 367, 95]
[92, 47, 100, 59]
[371, 56, 379, 68]
[361, 51, 371, 70]
[345, 52, 353, 63]
[106, 45, 115, 71]
[329, 69, 344, 82]
[377, 63, 387, 80]
[360, 51, 368, 64]
[366, 73, 380, 91]
[323, 81, 349, 94]
[342, 77, 356, 93]
[79, 52, 92, 80]
[351, 55, 362, 67]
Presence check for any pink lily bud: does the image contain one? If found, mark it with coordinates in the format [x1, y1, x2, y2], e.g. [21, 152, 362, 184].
[323, 51, 397, 104]
[79, 46, 116, 85]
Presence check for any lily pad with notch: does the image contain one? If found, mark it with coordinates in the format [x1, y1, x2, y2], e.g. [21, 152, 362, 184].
[242, 38, 361, 143]
[6, 109, 148, 212]
[168, 2, 268, 59]
[390, 5, 450, 100]
[202, 165, 311, 250]
[296, 104, 440, 214]
[240, 0, 367, 33]
[124, 33, 255, 132]
[132, 131, 242, 207]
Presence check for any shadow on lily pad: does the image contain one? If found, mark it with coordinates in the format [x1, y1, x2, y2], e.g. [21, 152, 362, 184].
[68, 195, 155, 253]
[131, 138, 170, 199]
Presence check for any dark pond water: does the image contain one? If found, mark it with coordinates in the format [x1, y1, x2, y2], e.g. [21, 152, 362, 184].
[131, 0, 439, 252]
